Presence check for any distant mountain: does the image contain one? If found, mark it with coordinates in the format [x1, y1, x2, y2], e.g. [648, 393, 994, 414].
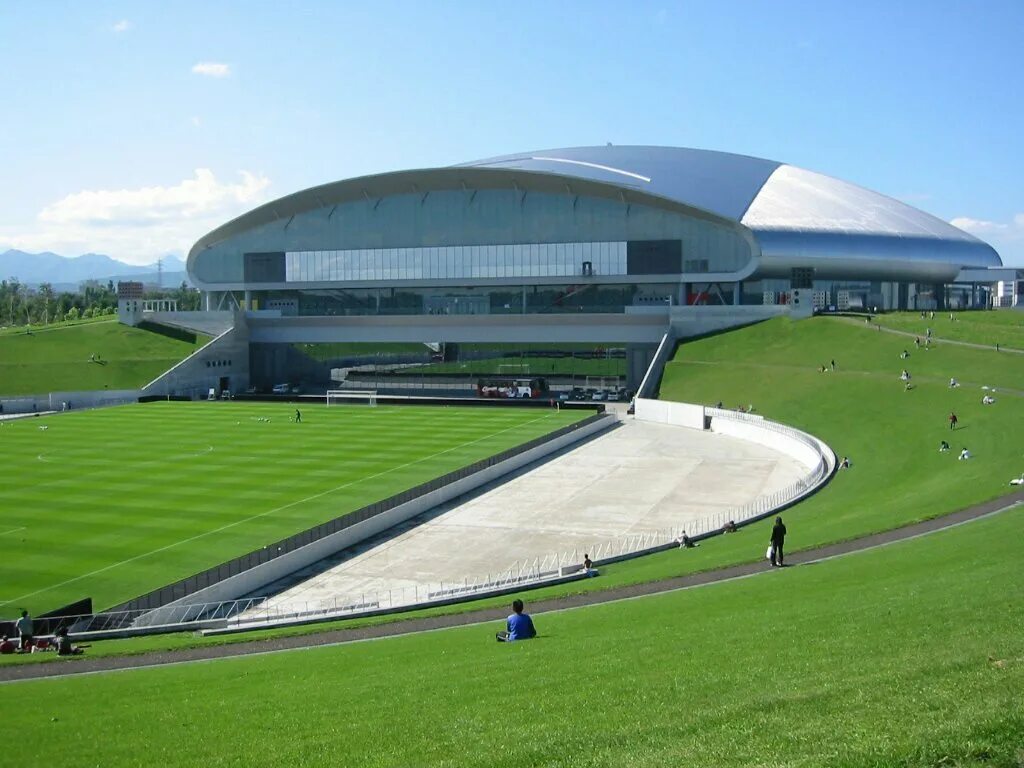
[0, 250, 189, 289]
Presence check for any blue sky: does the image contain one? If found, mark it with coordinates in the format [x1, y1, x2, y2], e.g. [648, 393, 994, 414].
[0, 0, 1021, 265]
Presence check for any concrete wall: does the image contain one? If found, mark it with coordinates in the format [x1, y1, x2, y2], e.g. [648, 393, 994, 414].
[0, 389, 141, 415]
[668, 304, 788, 339]
[634, 399, 834, 474]
[633, 397, 706, 429]
[137, 413, 617, 624]
[707, 412, 827, 470]
[144, 310, 235, 337]
[140, 319, 251, 398]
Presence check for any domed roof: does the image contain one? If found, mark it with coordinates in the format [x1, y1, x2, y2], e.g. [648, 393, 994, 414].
[460, 145, 984, 245]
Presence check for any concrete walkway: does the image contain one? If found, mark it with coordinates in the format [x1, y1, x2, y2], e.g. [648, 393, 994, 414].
[250, 418, 807, 612]
[2, 491, 1020, 683]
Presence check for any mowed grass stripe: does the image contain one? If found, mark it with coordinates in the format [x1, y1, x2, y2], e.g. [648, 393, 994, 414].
[0, 402, 586, 612]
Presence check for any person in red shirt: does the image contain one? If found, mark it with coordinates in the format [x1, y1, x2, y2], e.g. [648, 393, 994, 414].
[0, 636, 16, 654]
[949, 412, 958, 430]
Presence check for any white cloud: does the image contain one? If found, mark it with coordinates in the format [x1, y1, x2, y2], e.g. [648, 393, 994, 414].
[191, 62, 231, 78]
[190, 116, 202, 127]
[112, 19, 131, 33]
[950, 216, 1007, 234]
[951, 213, 1024, 265]
[0, 170, 271, 265]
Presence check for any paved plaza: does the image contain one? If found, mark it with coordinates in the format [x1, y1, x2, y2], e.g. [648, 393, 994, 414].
[257, 416, 807, 609]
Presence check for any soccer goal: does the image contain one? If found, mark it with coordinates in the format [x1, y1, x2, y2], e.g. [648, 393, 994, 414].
[326, 389, 378, 407]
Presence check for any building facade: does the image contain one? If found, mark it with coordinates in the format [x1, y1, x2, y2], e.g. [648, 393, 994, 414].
[188, 146, 1002, 318]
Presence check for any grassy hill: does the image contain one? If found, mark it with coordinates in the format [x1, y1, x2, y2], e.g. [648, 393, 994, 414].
[874, 309, 1024, 349]
[7, 502, 1022, 767]
[8, 314, 1024, 660]
[0, 320, 210, 396]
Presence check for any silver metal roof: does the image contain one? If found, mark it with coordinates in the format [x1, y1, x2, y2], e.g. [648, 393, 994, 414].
[460, 146, 780, 222]
[189, 145, 1002, 277]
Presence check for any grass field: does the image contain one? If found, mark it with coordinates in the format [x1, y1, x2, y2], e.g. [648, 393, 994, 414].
[6, 504, 1022, 767]
[6, 314, 1024, 664]
[0, 320, 209, 396]
[873, 309, 1024, 349]
[0, 402, 586, 613]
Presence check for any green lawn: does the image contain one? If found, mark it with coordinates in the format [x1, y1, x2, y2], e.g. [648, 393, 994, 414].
[660, 316, 1024, 548]
[8, 314, 1024, 663]
[0, 402, 586, 613]
[0, 320, 209, 395]
[8, 504, 1023, 767]
[873, 309, 1024, 349]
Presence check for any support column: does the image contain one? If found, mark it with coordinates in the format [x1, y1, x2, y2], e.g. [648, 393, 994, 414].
[732, 282, 741, 306]
[244, 290, 252, 311]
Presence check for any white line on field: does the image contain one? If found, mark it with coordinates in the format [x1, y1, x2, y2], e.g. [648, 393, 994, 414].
[0, 527, 26, 537]
[0, 412, 561, 609]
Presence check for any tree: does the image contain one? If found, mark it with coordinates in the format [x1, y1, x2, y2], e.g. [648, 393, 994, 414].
[38, 282, 54, 325]
[65, 306, 80, 322]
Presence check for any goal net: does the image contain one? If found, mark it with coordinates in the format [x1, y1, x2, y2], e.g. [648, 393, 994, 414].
[326, 389, 378, 407]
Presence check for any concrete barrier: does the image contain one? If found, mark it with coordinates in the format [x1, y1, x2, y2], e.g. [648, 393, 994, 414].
[633, 399, 835, 474]
[136, 413, 617, 625]
[633, 398, 707, 429]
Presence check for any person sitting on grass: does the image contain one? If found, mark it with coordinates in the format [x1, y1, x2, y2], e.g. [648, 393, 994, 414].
[723, 520, 738, 534]
[496, 599, 536, 642]
[679, 532, 697, 549]
[949, 377, 959, 388]
[939, 440, 950, 452]
[0, 636, 15, 654]
[839, 456, 851, 469]
[982, 395, 995, 405]
[1009, 473, 1024, 486]
[582, 554, 594, 573]
[54, 627, 84, 657]
[958, 447, 972, 461]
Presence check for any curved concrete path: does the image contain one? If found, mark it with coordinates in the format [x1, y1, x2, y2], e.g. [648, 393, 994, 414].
[2, 489, 1020, 684]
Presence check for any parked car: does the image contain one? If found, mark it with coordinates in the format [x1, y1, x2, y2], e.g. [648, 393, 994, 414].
[271, 383, 291, 394]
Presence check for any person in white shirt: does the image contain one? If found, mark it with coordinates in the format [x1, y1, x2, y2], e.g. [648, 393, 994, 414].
[958, 448, 971, 461]
[14, 610, 33, 651]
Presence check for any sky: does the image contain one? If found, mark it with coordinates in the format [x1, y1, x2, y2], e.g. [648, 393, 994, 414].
[0, 1, 1021, 266]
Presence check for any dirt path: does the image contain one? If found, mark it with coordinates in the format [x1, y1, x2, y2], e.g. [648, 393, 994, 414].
[3, 490, 1020, 684]
[839, 316, 1024, 355]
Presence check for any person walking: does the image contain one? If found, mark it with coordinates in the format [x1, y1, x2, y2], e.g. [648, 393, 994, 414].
[770, 517, 787, 567]
[949, 412, 958, 430]
[295, 408, 302, 423]
[14, 610, 33, 651]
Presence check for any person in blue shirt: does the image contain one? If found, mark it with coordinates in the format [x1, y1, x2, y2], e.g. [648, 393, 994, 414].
[496, 599, 536, 642]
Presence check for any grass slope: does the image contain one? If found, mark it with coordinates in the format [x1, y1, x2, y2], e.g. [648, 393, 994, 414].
[8, 506, 1023, 767]
[0, 402, 585, 612]
[874, 309, 1024, 350]
[8, 314, 1024, 663]
[0, 320, 209, 396]
[660, 316, 1024, 548]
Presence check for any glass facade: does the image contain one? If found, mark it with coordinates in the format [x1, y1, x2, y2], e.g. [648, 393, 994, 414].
[284, 242, 627, 283]
[192, 187, 754, 286]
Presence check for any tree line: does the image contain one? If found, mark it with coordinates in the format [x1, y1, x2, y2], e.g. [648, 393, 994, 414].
[0, 278, 201, 327]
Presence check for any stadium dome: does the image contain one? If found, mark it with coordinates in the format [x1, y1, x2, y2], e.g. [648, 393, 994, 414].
[188, 145, 1000, 296]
